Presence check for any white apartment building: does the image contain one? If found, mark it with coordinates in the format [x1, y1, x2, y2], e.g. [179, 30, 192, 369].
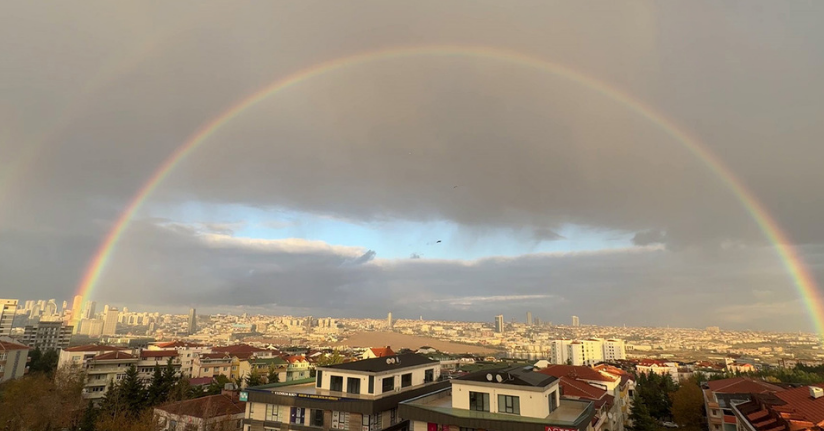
[400, 365, 595, 431]
[548, 338, 626, 366]
[0, 339, 30, 382]
[0, 299, 18, 337]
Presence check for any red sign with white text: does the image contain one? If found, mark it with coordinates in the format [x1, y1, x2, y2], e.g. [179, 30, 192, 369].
[545, 427, 577, 431]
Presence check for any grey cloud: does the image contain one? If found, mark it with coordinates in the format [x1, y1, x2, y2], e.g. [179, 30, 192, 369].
[632, 230, 667, 246]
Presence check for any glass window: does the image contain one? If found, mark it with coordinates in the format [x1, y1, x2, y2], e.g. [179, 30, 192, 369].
[382, 377, 394, 393]
[316, 370, 323, 387]
[290, 407, 305, 425]
[368, 376, 374, 393]
[266, 404, 279, 422]
[362, 414, 380, 431]
[469, 392, 489, 412]
[424, 369, 434, 383]
[347, 377, 361, 394]
[332, 411, 349, 430]
[549, 391, 558, 413]
[401, 373, 412, 388]
[498, 395, 520, 415]
[312, 409, 324, 427]
[330, 375, 344, 392]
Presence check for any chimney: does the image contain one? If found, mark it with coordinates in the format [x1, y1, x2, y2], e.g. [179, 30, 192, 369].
[810, 386, 823, 399]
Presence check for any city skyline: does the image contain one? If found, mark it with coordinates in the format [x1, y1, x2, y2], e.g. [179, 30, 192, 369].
[2, 2, 824, 332]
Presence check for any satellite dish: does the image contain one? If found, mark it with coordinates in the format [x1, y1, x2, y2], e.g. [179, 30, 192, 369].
[486, 373, 493, 381]
[496, 375, 503, 383]
[386, 358, 392, 364]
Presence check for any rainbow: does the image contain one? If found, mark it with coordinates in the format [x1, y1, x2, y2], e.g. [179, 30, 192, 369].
[74, 45, 823, 333]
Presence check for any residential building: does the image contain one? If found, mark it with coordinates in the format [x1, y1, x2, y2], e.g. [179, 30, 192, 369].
[103, 307, 119, 336]
[0, 339, 30, 382]
[527, 311, 533, 326]
[363, 347, 396, 360]
[83, 351, 140, 400]
[242, 353, 447, 431]
[239, 357, 288, 385]
[400, 365, 595, 431]
[0, 299, 18, 337]
[702, 377, 783, 431]
[732, 385, 824, 431]
[59, 344, 127, 369]
[548, 339, 626, 366]
[21, 320, 73, 350]
[495, 315, 505, 334]
[388, 312, 393, 329]
[285, 356, 312, 382]
[78, 318, 105, 337]
[557, 376, 619, 431]
[188, 308, 197, 336]
[567, 340, 604, 366]
[148, 341, 211, 377]
[572, 316, 579, 327]
[194, 353, 236, 380]
[602, 339, 626, 362]
[155, 393, 246, 431]
[538, 364, 630, 431]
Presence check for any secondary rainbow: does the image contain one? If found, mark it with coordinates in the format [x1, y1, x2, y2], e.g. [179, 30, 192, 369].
[74, 45, 824, 333]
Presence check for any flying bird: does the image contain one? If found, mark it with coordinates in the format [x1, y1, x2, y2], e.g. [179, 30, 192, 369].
[436, 240, 442, 243]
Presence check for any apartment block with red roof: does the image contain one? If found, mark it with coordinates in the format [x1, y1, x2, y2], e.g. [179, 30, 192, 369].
[155, 392, 246, 431]
[148, 340, 211, 378]
[558, 376, 618, 431]
[0, 339, 30, 382]
[58, 344, 126, 369]
[83, 350, 140, 400]
[702, 378, 784, 431]
[732, 385, 824, 431]
[193, 352, 237, 380]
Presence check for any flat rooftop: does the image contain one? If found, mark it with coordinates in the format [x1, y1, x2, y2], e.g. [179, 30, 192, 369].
[402, 388, 592, 427]
[251, 379, 446, 401]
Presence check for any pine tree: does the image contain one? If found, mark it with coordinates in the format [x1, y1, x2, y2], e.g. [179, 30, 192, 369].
[245, 368, 263, 388]
[146, 365, 165, 406]
[119, 364, 146, 418]
[268, 365, 280, 383]
[628, 399, 659, 431]
[79, 399, 98, 431]
[99, 380, 124, 418]
[161, 357, 179, 396]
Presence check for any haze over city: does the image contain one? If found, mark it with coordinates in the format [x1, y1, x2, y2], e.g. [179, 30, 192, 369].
[3, 1, 824, 332]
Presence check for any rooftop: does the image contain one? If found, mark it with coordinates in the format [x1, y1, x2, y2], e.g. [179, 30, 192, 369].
[93, 351, 137, 361]
[457, 366, 557, 388]
[0, 340, 30, 351]
[140, 350, 179, 358]
[319, 353, 437, 373]
[156, 394, 245, 419]
[538, 365, 616, 383]
[64, 344, 125, 352]
[707, 378, 783, 394]
[401, 387, 592, 427]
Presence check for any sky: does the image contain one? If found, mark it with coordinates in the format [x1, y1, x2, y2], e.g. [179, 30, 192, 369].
[2, 1, 824, 331]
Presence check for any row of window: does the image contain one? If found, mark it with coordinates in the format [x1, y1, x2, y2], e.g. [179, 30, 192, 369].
[258, 405, 398, 430]
[467, 392, 526, 415]
[320, 369, 435, 395]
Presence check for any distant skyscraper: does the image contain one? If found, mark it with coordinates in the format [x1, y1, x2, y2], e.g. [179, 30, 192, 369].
[84, 301, 97, 319]
[0, 299, 18, 337]
[526, 311, 533, 326]
[534, 317, 541, 326]
[61, 300, 68, 313]
[102, 307, 119, 336]
[188, 308, 197, 335]
[572, 316, 580, 327]
[495, 314, 504, 334]
[71, 295, 83, 314]
[387, 312, 393, 329]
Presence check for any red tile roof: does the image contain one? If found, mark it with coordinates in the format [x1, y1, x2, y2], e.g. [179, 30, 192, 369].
[773, 385, 824, 424]
[559, 376, 608, 399]
[199, 353, 233, 360]
[211, 344, 268, 354]
[140, 350, 179, 358]
[708, 378, 783, 394]
[538, 365, 616, 383]
[285, 355, 307, 363]
[368, 347, 395, 358]
[155, 394, 245, 419]
[64, 344, 125, 352]
[188, 377, 215, 386]
[0, 340, 30, 351]
[724, 416, 738, 424]
[155, 341, 206, 349]
[94, 351, 137, 360]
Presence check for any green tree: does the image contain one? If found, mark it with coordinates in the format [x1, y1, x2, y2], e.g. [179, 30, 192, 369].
[628, 399, 660, 431]
[161, 357, 179, 396]
[671, 380, 704, 431]
[316, 351, 344, 367]
[203, 375, 232, 397]
[119, 364, 147, 417]
[79, 399, 98, 431]
[27, 347, 60, 375]
[146, 365, 165, 406]
[244, 368, 263, 388]
[268, 365, 281, 383]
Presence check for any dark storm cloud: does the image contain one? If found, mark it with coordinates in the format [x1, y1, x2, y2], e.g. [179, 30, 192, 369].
[1, 1, 824, 330]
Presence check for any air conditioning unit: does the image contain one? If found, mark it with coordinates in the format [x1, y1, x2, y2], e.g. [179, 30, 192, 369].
[810, 386, 823, 399]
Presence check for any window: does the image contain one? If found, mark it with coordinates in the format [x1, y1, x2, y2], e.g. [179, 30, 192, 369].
[204, 368, 210, 372]
[498, 395, 520, 415]
[347, 377, 361, 394]
[362, 414, 380, 431]
[290, 407, 305, 425]
[382, 376, 395, 393]
[469, 392, 489, 412]
[368, 376, 374, 393]
[332, 411, 349, 430]
[424, 369, 434, 383]
[316, 370, 323, 387]
[401, 373, 412, 388]
[330, 376, 344, 392]
[390, 409, 397, 426]
[311, 409, 324, 427]
[266, 404, 279, 422]
[549, 391, 558, 413]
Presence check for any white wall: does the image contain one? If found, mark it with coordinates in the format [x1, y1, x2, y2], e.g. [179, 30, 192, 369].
[317, 363, 440, 396]
[451, 380, 560, 419]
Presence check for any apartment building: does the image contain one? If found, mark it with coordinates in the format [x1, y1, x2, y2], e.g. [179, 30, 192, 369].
[21, 321, 73, 350]
[83, 351, 139, 399]
[0, 339, 30, 382]
[0, 299, 18, 337]
[702, 377, 783, 431]
[242, 353, 447, 431]
[285, 356, 312, 382]
[400, 365, 595, 431]
[194, 352, 237, 380]
[732, 385, 824, 431]
[548, 339, 626, 366]
[58, 344, 127, 368]
[147, 341, 211, 377]
[538, 364, 631, 430]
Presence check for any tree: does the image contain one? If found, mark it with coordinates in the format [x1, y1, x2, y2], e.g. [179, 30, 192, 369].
[268, 365, 281, 383]
[119, 364, 147, 418]
[0, 367, 86, 431]
[244, 368, 263, 388]
[146, 365, 165, 406]
[671, 380, 705, 431]
[316, 351, 344, 367]
[203, 375, 232, 397]
[161, 357, 179, 397]
[79, 399, 98, 431]
[628, 399, 660, 431]
[27, 347, 60, 376]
